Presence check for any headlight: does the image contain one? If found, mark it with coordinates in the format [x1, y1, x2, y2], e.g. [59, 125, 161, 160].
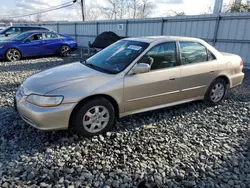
[25, 95, 63, 107]
[0, 45, 4, 49]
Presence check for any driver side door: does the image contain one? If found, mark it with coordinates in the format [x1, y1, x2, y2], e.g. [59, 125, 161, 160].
[18, 33, 44, 56]
[123, 42, 181, 114]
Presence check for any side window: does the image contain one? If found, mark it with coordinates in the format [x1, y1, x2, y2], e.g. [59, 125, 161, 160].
[139, 42, 177, 70]
[179, 42, 208, 65]
[44, 33, 58, 39]
[22, 27, 31, 32]
[5, 27, 21, 35]
[28, 34, 43, 41]
[208, 50, 216, 61]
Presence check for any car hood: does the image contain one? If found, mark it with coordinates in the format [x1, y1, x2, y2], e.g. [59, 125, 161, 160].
[0, 40, 18, 44]
[0, 36, 12, 42]
[22, 62, 102, 95]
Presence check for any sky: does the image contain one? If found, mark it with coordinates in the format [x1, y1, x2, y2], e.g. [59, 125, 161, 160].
[0, 0, 242, 22]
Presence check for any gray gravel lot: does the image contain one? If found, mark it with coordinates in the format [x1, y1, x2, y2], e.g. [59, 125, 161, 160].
[0, 56, 250, 188]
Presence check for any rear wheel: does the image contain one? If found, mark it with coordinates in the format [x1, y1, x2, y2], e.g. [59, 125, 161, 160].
[6, 49, 21, 61]
[74, 98, 115, 137]
[205, 78, 227, 105]
[60, 45, 70, 57]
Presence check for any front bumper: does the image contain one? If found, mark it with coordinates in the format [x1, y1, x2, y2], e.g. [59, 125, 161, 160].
[0, 48, 6, 60]
[15, 96, 76, 131]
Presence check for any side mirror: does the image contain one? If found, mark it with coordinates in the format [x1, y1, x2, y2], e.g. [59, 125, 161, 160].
[24, 39, 31, 43]
[5, 32, 11, 37]
[130, 63, 150, 75]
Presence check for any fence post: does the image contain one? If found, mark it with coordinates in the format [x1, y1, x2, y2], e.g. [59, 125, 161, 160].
[74, 22, 77, 40]
[96, 21, 99, 36]
[161, 18, 164, 35]
[125, 20, 128, 37]
[213, 15, 221, 46]
[57, 22, 59, 33]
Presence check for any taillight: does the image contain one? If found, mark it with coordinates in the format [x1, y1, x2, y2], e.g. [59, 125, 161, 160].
[240, 60, 244, 67]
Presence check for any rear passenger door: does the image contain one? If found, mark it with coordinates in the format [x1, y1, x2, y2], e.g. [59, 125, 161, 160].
[178, 41, 218, 100]
[42, 32, 62, 54]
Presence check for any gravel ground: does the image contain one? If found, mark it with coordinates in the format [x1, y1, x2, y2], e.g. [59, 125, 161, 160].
[0, 56, 249, 188]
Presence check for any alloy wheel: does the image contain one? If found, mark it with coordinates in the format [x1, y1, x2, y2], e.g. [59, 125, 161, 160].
[82, 105, 110, 133]
[7, 49, 20, 61]
[210, 83, 225, 102]
[61, 45, 70, 56]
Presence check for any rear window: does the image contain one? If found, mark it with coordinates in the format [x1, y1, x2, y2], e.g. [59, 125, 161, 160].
[44, 33, 58, 39]
[3, 27, 21, 34]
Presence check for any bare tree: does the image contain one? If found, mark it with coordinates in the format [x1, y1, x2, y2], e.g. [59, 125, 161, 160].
[85, 6, 103, 21]
[201, 5, 213, 15]
[164, 10, 186, 17]
[34, 13, 44, 23]
[103, 0, 118, 20]
[101, 0, 155, 20]
[138, 0, 152, 18]
[173, 11, 186, 16]
[132, 0, 138, 18]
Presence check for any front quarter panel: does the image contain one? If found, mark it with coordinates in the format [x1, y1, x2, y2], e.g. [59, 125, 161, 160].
[46, 74, 124, 113]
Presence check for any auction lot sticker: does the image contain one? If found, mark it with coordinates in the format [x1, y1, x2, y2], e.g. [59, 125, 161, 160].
[127, 45, 142, 51]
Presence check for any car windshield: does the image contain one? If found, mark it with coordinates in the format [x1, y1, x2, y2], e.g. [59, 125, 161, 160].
[0, 26, 9, 34]
[11, 32, 31, 41]
[85, 40, 149, 74]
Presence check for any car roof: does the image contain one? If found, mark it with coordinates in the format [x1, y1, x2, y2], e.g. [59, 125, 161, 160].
[9, 25, 47, 28]
[123, 36, 204, 43]
[22, 30, 54, 34]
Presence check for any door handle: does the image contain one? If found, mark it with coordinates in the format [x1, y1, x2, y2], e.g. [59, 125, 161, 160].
[169, 78, 176, 81]
[210, 71, 215, 73]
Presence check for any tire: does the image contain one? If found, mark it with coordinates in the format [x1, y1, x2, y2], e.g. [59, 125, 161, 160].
[60, 45, 70, 57]
[6, 49, 21, 61]
[205, 78, 227, 105]
[74, 97, 116, 137]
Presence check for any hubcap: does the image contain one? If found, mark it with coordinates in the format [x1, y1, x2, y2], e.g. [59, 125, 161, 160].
[83, 106, 110, 133]
[7, 50, 20, 61]
[62, 46, 70, 56]
[210, 83, 225, 102]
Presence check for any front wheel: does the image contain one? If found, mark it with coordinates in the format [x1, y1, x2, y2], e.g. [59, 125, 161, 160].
[205, 78, 227, 105]
[74, 98, 116, 137]
[60, 45, 70, 57]
[6, 49, 21, 61]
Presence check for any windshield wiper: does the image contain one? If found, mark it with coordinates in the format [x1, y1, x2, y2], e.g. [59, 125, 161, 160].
[80, 59, 88, 64]
[81, 60, 117, 74]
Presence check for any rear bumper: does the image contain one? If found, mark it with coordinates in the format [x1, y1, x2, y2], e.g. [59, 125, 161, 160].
[230, 72, 245, 88]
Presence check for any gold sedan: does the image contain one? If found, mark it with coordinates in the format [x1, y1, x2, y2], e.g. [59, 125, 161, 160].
[15, 36, 245, 136]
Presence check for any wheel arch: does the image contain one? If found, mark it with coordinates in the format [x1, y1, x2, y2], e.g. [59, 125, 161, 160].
[68, 94, 119, 128]
[215, 75, 230, 88]
[204, 75, 230, 101]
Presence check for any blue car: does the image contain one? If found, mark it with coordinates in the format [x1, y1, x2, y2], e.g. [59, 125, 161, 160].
[0, 30, 77, 61]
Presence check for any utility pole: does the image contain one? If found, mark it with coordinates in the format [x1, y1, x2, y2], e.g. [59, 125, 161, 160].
[80, 0, 85, 21]
[213, 0, 223, 14]
[235, 0, 242, 6]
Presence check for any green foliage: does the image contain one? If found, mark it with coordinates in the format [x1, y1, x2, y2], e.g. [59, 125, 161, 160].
[230, 3, 250, 12]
